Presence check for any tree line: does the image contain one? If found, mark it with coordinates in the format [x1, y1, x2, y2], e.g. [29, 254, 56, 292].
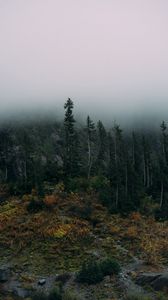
[0, 98, 168, 216]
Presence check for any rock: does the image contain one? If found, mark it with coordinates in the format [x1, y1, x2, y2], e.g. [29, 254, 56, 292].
[0, 266, 10, 282]
[136, 272, 168, 292]
[136, 272, 161, 285]
[13, 286, 31, 298]
[38, 278, 46, 285]
[151, 273, 168, 291]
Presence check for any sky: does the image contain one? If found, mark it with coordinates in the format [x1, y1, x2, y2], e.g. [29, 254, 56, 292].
[0, 0, 168, 122]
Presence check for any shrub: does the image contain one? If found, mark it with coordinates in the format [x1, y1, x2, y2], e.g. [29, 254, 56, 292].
[155, 206, 168, 221]
[89, 176, 109, 191]
[43, 195, 58, 208]
[140, 195, 156, 216]
[100, 258, 121, 276]
[66, 178, 89, 192]
[27, 199, 44, 213]
[62, 290, 79, 300]
[76, 259, 103, 284]
[32, 292, 47, 300]
[99, 187, 111, 206]
[48, 287, 62, 300]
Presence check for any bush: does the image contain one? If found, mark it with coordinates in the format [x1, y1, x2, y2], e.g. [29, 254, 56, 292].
[154, 205, 168, 221]
[32, 292, 47, 300]
[62, 290, 79, 300]
[76, 257, 121, 284]
[27, 199, 44, 213]
[89, 176, 109, 191]
[76, 260, 103, 284]
[48, 287, 62, 300]
[100, 258, 121, 276]
[66, 178, 89, 192]
[140, 195, 156, 216]
[99, 187, 111, 206]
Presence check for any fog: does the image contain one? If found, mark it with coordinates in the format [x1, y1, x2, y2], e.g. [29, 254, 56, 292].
[0, 0, 168, 125]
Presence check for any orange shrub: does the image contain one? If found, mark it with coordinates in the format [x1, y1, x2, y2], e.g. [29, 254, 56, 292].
[43, 195, 58, 207]
[124, 226, 138, 240]
[130, 212, 142, 223]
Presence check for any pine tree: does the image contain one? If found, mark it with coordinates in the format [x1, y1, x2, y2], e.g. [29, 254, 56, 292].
[63, 98, 78, 178]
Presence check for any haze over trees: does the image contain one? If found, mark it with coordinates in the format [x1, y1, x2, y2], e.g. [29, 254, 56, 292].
[0, 98, 167, 218]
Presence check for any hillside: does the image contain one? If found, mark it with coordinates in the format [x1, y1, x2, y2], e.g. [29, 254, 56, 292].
[0, 187, 168, 300]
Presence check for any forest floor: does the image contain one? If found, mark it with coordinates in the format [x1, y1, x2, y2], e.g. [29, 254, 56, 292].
[0, 192, 168, 300]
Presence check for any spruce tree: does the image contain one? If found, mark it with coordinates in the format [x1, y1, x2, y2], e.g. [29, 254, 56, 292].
[63, 98, 78, 178]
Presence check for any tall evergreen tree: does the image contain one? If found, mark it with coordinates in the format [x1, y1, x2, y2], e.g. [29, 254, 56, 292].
[63, 98, 78, 178]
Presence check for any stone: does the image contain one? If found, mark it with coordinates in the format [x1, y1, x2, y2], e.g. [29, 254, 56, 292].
[38, 278, 46, 285]
[13, 286, 31, 298]
[136, 272, 168, 292]
[136, 272, 161, 286]
[151, 273, 168, 291]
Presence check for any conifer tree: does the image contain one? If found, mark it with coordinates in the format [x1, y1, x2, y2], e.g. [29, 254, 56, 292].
[63, 98, 78, 178]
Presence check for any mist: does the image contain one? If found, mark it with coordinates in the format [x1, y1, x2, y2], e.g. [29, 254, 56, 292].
[0, 0, 168, 126]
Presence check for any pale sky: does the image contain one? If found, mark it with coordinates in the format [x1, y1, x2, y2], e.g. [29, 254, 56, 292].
[0, 0, 168, 120]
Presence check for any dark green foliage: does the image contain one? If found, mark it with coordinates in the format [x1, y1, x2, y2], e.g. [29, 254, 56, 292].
[63, 98, 79, 178]
[48, 287, 62, 300]
[32, 288, 62, 300]
[76, 259, 103, 284]
[66, 177, 89, 192]
[100, 258, 121, 276]
[32, 292, 47, 300]
[99, 187, 111, 206]
[76, 257, 120, 284]
[27, 199, 44, 213]
[89, 175, 109, 191]
[154, 205, 168, 221]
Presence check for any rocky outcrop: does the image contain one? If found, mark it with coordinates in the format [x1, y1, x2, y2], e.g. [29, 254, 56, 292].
[136, 272, 168, 292]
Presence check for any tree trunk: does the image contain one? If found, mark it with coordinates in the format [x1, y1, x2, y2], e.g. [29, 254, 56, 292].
[87, 138, 91, 179]
[125, 165, 128, 198]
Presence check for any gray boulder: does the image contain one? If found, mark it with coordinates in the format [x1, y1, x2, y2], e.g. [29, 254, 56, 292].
[136, 272, 168, 292]
[151, 273, 168, 291]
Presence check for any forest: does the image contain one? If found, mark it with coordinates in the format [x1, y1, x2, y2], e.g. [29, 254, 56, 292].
[0, 98, 168, 219]
[0, 99, 168, 300]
